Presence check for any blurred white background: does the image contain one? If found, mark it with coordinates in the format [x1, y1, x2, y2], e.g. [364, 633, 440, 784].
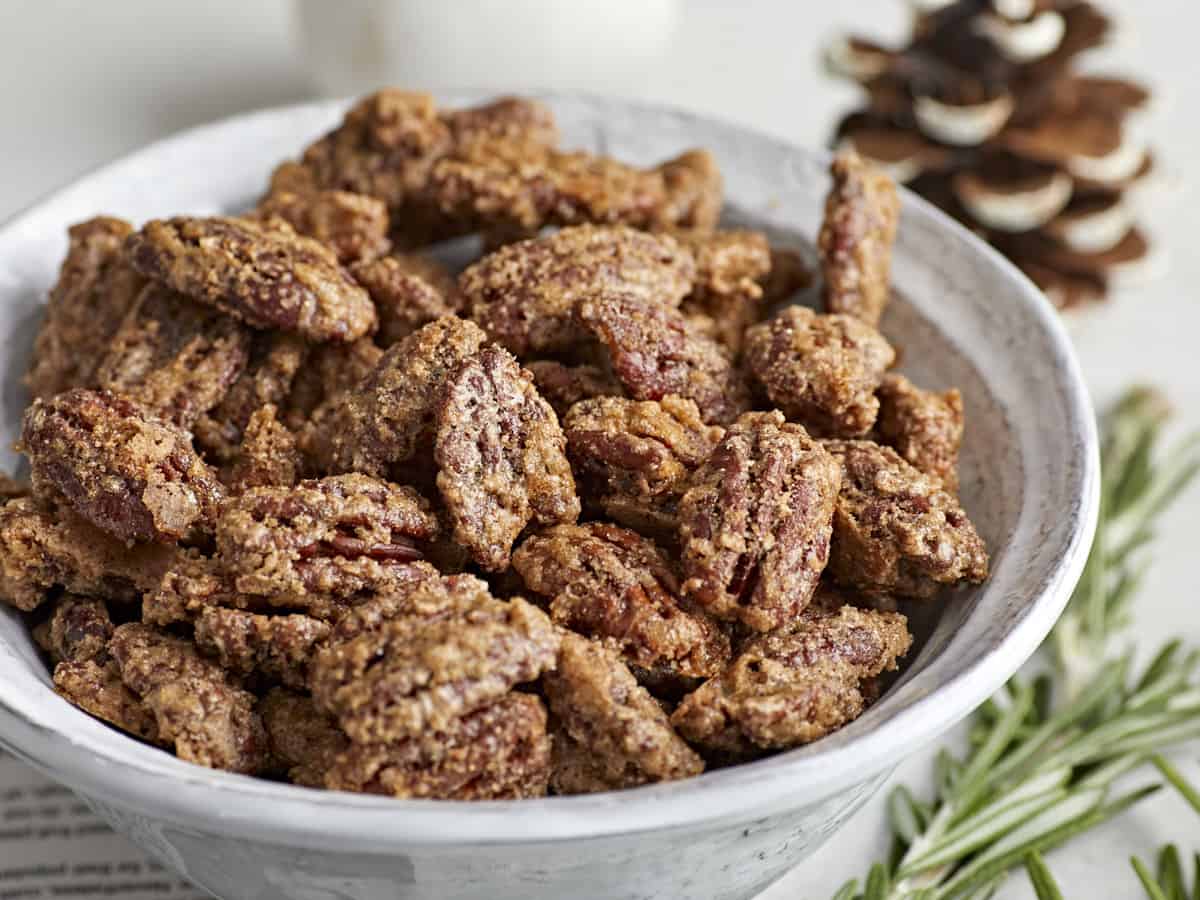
[0, 1, 1197, 897]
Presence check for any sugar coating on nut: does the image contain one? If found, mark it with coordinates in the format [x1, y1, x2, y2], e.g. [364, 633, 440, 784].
[875, 373, 965, 492]
[311, 575, 559, 743]
[0, 496, 174, 612]
[215, 474, 438, 604]
[563, 395, 723, 539]
[679, 411, 843, 633]
[195, 332, 308, 464]
[823, 440, 988, 598]
[819, 150, 901, 327]
[513, 523, 730, 679]
[109, 623, 268, 773]
[339, 316, 487, 474]
[576, 293, 751, 426]
[461, 225, 695, 358]
[435, 345, 579, 571]
[351, 252, 463, 347]
[675, 229, 771, 354]
[94, 283, 252, 429]
[527, 361, 626, 420]
[544, 633, 703, 794]
[21, 389, 225, 544]
[126, 216, 377, 342]
[325, 693, 552, 800]
[672, 603, 911, 753]
[26, 216, 146, 402]
[257, 162, 391, 266]
[744, 306, 896, 437]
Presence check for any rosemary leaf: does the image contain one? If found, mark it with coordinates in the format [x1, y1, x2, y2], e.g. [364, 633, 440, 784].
[1023, 851, 1065, 900]
[1151, 755, 1200, 816]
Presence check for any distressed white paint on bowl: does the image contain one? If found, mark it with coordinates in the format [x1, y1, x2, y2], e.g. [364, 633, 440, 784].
[0, 94, 1098, 900]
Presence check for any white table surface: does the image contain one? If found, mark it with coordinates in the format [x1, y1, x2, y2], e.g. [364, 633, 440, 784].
[1, 1, 1197, 897]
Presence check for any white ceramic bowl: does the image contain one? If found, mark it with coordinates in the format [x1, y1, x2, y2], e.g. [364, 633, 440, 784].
[0, 94, 1098, 900]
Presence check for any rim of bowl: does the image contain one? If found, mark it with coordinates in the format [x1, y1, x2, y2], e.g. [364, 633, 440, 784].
[0, 93, 1099, 849]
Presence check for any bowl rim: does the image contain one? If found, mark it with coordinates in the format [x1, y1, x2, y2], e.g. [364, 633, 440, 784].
[0, 92, 1099, 847]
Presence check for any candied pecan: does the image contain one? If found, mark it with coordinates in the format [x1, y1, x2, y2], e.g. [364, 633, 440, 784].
[337, 316, 487, 474]
[575, 293, 750, 426]
[194, 607, 330, 689]
[442, 96, 559, 150]
[109, 623, 268, 773]
[300, 90, 453, 217]
[126, 216, 376, 342]
[657, 149, 724, 231]
[34, 594, 113, 665]
[215, 474, 438, 604]
[350, 253, 463, 347]
[429, 140, 721, 237]
[744, 306, 896, 437]
[20, 389, 225, 543]
[259, 688, 349, 787]
[194, 332, 308, 463]
[224, 405, 301, 492]
[513, 523, 729, 679]
[435, 346, 579, 571]
[819, 150, 900, 326]
[147, 675, 269, 773]
[0, 496, 173, 611]
[257, 162, 391, 265]
[563, 396, 723, 538]
[671, 604, 911, 754]
[461, 225, 695, 357]
[527, 361, 625, 420]
[325, 693, 552, 800]
[429, 141, 661, 235]
[110, 622, 231, 692]
[679, 412, 842, 633]
[94, 283, 252, 428]
[311, 576, 559, 743]
[142, 553, 249, 626]
[675, 229, 771, 354]
[53, 659, 160, 743]
[543, 634, 703, 793]
[875, 373, 964, 492]
[25, 217, 146, 401]
[823, 440, 988, 598]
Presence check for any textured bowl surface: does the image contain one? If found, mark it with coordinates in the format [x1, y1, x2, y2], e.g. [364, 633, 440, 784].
[0, 94, 1098, 899]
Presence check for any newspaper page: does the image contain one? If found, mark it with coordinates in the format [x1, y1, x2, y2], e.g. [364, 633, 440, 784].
[0, 750, 207, 899]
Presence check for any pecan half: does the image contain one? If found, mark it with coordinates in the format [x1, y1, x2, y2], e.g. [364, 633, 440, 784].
[823, 440, 988, 598]
[543, 634, 703, 794]
[461, 225, 695, 358]
[216, 474, 438, 604]
[311, 576, 559, 743]
[576, 293, 751, 426]
[744, 305, 896, 437]
[819, 150, 900, 326]
[25, 216, 146, 401]
[672, 604, 911, 754]
[679, 411, 842, 633]
[126, 216, 376, 342]
[435, 346, 579, 571]
[513, 523, 730, 680]
[325, 693, 552, 800]
[21, 389, 225, 543]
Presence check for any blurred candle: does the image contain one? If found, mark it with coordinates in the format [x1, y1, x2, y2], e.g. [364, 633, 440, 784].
[294, 0, 682, 97]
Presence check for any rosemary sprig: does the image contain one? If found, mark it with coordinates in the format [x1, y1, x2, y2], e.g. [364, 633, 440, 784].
[832, 388, 1200, 900]
[1054, 387, 1200, 695]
